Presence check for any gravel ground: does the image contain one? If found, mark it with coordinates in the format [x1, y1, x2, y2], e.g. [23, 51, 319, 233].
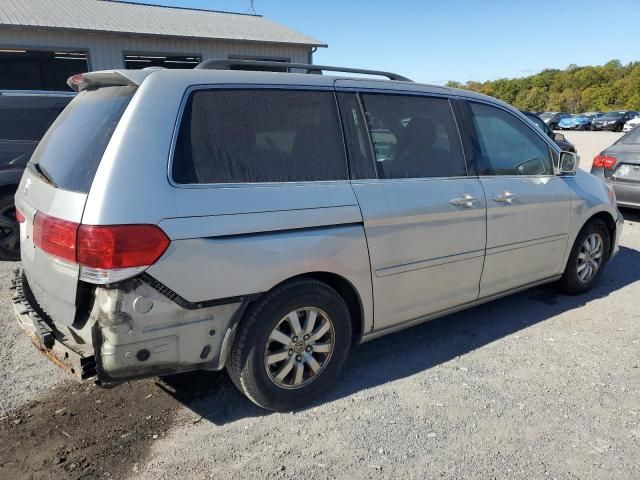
[1, 133, 638, 479]
[0, 264, 65, 416]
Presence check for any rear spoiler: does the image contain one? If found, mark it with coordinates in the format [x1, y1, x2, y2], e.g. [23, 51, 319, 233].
[67, 68, 163, 92]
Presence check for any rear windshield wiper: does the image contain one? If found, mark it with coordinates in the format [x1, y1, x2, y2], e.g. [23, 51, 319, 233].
[29, 162, 58, 188]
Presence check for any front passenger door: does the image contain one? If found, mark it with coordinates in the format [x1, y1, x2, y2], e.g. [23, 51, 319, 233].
[337, 90, 487, 330]
[463, 100, 572, 297]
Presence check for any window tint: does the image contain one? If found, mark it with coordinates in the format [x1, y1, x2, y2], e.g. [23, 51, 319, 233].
[172, 90, 346, 184]
[336, 92, 375, 179]
[359, 94, 466, 179]
[469, 102, 553, 176]
[30, 86, 136, 193]
[0, 106, 62, 141]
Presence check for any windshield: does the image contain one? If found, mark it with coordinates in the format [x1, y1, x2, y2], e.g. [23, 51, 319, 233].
[539, 112, 554, 120]
[602, 111, 624, 119]
[30, 86, 136, 193]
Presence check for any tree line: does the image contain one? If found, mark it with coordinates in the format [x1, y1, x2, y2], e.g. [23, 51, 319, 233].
[446, 60, 640, 113]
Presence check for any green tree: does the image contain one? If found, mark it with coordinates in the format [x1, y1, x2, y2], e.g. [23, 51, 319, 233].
[449, 60, 639, 113]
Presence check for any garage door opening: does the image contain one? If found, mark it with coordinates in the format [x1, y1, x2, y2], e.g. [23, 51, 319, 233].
[0, 49, 88, 91]
[124, 54, 201, 69]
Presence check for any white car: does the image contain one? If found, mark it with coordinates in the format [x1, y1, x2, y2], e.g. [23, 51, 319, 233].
[623, 115, 640, 132]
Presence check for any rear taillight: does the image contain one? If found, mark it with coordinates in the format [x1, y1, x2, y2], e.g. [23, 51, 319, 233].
[15, 208, 25, 224]
[32, 211, 169, 284]
[33, 212, 78, 263]
[593, 154, 617, 169]
[77, 224, 169, 270]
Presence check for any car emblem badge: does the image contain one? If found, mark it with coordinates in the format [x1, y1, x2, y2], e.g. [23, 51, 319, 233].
[23, 178, 32, 197]
[293, 340, 305, 354]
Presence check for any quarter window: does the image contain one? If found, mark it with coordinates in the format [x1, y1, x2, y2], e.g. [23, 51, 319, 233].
[172, 89, 347, 184]
[469, 102, 553, 176]
[359, 94, 466, 179]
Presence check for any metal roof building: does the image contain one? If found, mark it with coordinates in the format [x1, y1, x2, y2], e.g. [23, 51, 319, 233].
[0, 0, 325, 90]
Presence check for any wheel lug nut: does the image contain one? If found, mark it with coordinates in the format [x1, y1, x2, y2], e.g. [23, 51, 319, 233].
[295, 355, 302, 362]
[303, 334, 309, 340]
[305, 346, 312, 352]
[292, 336, 298, 342]
[288, 349, 293, 355]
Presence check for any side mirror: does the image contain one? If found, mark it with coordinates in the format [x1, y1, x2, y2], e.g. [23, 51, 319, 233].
[559, 151, 578, 174]
[554, 132, 566, 142]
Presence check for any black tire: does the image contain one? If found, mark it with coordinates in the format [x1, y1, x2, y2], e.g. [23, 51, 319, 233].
[227, 279, 352, 411]
[0, 193, 20, 261]
[559, 219, 611, 295]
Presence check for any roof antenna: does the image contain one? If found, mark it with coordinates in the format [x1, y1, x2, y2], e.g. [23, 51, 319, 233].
[248, 0, 256, 14]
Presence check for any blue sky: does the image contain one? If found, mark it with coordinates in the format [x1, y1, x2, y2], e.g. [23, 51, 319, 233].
[132, 0, 639, 85]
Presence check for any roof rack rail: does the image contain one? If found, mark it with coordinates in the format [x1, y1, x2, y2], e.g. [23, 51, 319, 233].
[195, 59, 412, 82]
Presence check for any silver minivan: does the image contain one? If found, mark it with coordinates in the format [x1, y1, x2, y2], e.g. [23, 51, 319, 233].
[11, 61, 623, 410]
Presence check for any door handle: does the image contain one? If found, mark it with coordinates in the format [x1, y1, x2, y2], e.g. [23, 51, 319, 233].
[449, 193, 479, 208]
[492, 191, 517, 204]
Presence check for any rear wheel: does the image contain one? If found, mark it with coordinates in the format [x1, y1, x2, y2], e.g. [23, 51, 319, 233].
[559, 219, 610, 294]
[0, 193, 20, 261]
[227, 279, 352, 411]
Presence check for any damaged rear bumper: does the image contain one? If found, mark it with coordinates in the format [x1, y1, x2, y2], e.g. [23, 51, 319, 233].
[11, 268, 249, 385]
[11, 269, 97, 380]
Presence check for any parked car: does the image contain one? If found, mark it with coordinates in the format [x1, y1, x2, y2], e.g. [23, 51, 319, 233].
[538, 112, 572, 130]
[0, 90, 74, 260]
[558, 112, 603, 131]
[623, 115, 640, 132]
[521, 111, 576, 153]
[592, 111, 639, 132]
[591, 127, 640, 208]
[11, 61, 622, 411]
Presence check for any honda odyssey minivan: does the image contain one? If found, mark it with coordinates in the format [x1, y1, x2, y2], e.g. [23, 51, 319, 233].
[11, 61, 623, 411]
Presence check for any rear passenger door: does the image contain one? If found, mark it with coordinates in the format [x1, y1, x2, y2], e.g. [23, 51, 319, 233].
[460, 100, 572, 297]
[336, 85, 487, 330]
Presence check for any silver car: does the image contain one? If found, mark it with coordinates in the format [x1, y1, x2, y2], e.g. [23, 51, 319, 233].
[591, 126, 640, 208]
[11, 61, 623, 411]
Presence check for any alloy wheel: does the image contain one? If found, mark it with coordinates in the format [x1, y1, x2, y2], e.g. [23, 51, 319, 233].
[264, 307, 335, 389]
[577, 233, 603, 283]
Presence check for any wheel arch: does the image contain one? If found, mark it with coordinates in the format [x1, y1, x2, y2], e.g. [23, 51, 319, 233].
[589, 210, 617, 258]
[249, 271, 366, 346]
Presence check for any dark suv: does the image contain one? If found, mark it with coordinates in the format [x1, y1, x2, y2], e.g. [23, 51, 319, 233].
[0, 90, 74, 260]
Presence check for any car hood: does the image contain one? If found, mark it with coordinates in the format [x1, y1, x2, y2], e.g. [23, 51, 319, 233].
[556, 138, 576, 153]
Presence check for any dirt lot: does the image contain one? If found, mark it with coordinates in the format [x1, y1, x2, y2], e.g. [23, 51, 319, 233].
[1, 132, 638, 480]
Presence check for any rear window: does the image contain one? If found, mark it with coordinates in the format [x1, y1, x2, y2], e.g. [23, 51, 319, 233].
[621, 128, 640, 144]
[30, 86, 136, 193]
[172, 89, 347, 184]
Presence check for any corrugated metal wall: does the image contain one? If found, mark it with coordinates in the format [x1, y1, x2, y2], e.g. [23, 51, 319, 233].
[0, 28, 312, 70]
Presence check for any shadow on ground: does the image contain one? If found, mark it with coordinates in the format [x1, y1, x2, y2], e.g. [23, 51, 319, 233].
[161, 242, 640, 425]
[2, 228, 638, 479]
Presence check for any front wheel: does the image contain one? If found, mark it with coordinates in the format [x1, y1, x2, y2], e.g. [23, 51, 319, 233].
[227, 279, 352, 411]
[559, 219, 610, 295]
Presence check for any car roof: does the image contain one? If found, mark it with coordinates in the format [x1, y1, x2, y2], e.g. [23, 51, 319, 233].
[76, 67, 499, 103]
